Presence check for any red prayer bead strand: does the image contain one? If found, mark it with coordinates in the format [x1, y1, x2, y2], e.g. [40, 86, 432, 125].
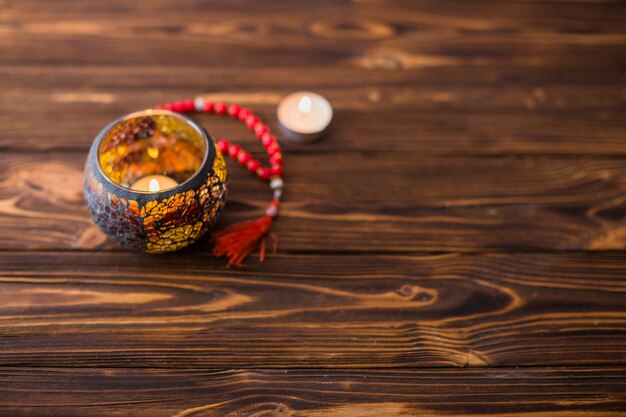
[157, 99, 284, 183]
[183, 99, 195, 112]
[237, 152, 251, 165]
[203, 101, 214, 113]
[155, 97, 284, 266]
[228, 104, 241, 117]
[238, 108, 250, 121]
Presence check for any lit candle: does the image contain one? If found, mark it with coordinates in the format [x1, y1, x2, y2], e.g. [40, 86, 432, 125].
[277, 91, 333, 143]
[130, 174, 179, 192]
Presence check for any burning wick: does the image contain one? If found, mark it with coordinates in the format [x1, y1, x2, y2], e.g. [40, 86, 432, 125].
[277, 91, 333, 143]
[149, 178, 160, 192]
[130, 174, 179, 192]
[298, 95, 312, 114]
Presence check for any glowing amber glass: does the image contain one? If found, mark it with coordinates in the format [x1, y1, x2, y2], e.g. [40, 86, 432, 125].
[84, 110, 227, 253]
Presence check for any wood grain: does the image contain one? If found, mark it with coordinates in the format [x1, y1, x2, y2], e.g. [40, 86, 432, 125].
[1, 0, 626, 415]
[1, 367, 625, 417]
[1, 152, 626, 252]
[1, 251, 625, 368]
[4, 0, 624, 68]
[0, 0, 624, 154]
[0, 70, 624, 155]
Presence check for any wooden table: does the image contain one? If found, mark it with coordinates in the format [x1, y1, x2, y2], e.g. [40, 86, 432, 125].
[1, 1, 626, 415]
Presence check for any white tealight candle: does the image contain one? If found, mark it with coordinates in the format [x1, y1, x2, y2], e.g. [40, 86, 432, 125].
[277, 91, 333, 143]
[130, 175, 179, 192]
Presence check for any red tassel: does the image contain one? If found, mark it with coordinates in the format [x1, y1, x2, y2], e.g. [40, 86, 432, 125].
[212, 214, 276, 267]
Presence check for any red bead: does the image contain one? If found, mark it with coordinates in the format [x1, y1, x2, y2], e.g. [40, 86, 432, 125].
[246, 116, 260, 129]
[217, 139, 229, 153]
[172, 101, 185, 112]
[270, 166, 284, 177]
[270, 154, 283, 165]
[228, 144, 241, 158]
[163, 103, 174, 111]
[183, 99, 195, 112]
[254, 124, 269, 138]
[237, 152, 251, 164]
[203, 101, 214, 113]
[257, 167, 271, 180]
[228, 104, 241, 117]
[246, 159, 261, 173]
[262, 134, 276, 148]
[267, 144, 281, 156]
[238, 108, 251, 121]
[214, 102, 227, 114]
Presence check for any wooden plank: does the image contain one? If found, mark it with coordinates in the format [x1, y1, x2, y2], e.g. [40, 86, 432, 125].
[1, 71, 624, 154]
[2, 0, 624, 68]
[0, 0, 624, 154]
[1, 152, 626, 252]
[1, 251, 625, 368]
[0, 366, 625, 416]
[1, 0, 624, 414]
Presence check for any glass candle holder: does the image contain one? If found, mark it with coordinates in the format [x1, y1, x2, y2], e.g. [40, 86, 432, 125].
[84, 109, 227, 253]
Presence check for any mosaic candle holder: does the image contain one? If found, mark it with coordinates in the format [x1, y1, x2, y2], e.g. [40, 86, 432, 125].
[84, 109, 227, 253]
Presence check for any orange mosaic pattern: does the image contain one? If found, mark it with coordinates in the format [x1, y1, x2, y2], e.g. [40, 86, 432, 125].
[212, 148, 227, 183]
[84, 160, 227, 253]
[141, 173, 226, 253]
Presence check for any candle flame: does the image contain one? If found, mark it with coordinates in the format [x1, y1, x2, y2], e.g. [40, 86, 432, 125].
[147, 147, 159, 159]
[149, 178, 160, 192]
[298, 95, 312, 114]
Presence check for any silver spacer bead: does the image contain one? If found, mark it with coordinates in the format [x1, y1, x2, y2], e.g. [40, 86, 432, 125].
[194, 97, 205, 112]
[270, 177, 284, 191]
[266, 204, 279, 218]
[273, 189, 282, 201]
